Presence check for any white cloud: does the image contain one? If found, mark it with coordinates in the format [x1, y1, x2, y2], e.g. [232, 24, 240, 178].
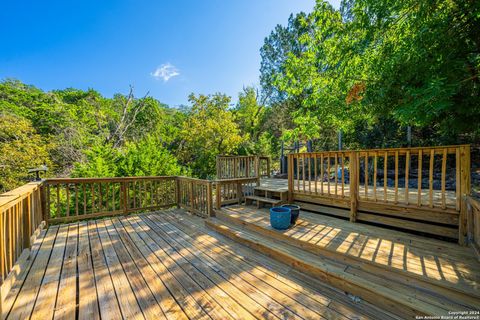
[151, 63, 180, 81]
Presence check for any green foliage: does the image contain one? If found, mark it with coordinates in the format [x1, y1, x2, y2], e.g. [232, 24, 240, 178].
[72, 136, 185, 178]
[0, 113, 51, 191]
[178, 93, 243, 178]
[261, 0, 480, 147]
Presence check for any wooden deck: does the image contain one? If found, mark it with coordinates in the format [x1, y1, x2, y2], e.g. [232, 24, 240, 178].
[3, 209, 398, 320]
[211, 205, 480, 316]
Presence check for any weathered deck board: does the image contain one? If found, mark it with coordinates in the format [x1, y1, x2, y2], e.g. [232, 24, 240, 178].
[2, 209, 397, 320]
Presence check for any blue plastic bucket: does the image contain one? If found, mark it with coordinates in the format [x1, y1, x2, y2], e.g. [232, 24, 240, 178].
[270, 207, 291, 230]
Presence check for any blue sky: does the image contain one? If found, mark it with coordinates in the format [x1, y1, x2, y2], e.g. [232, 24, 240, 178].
[0, 0, 339, 106]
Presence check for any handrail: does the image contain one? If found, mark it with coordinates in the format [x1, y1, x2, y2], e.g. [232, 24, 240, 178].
[43, 175, 264, 222]
[0, 181, 45, 309]
[44, 176, 177, 224]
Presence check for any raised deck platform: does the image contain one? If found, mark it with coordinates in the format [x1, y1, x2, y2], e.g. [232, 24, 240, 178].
[208, 204, 480, 317]
[3, 209, 397, 320]
[257, 178, 460, 239]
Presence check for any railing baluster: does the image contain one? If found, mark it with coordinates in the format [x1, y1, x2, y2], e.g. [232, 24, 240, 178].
[373, 152, 377, 202]
[429, 149, 434, 208]
[302, 153, 306, 192]
[365, 154, 369, 199]
[341, 153, 345, 197]
[308, 154, 312, 194]
[405, 151, 410, 205]
[441, 148, 447, 209]
[314, 154, 318, 194]
[66, 183, 70, 217]
[455, 148, 461, 211]
[418, 150, 423, 206]
[394, 151, 399, 204]
[334, 153, 338, 196]
[384, 152, 388, 202]
[320, 154, 324, 194]
[75, 184, 79, 217]
[327, 155, 331, 195]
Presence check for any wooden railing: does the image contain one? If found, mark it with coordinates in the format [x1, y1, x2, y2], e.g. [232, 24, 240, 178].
[177, 177, 213, 218]
[44, 175, 260, 221]
[0, 182, 45, 309]
[214, 177, 259, 208]
[288, 145, 471, 242]
[258, 156, 271, 178]
[216, 155, 270, 179]
[44, 177, 177, 224]
[467, 196, 480, 258]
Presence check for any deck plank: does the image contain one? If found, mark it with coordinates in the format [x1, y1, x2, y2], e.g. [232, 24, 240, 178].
[95, 220, 145, 319]
[54, 224, 79, 320]
[1, 227, 48, 318]
[119, 216, 247, 320]
[122, 216, 210, 320]
[30, 225, 69, 320]
[77, 222, 100, 320]
[87, 221, 122, 320]
[115, 217, 190, 320]
[134, 215, 282, 320]
[103, 218, 166, 320]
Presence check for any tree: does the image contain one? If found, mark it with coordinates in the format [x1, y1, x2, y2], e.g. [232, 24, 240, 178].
[268, 0, 480, 147]
[178, 93, 243, 178]
[0, 113, 51, 191]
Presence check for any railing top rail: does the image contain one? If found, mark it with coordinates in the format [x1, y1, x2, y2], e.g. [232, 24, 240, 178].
[177, 176, 213, 184]
[288, 144, 470, 156]
[214, 177, 259, 183]
[0, 181, 43, 210]
[217, 155, 258, 158]
[45, 176, 177, 184]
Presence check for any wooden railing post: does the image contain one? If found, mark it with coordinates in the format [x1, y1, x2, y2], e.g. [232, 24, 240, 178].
[207, 182, 214, 217]
[189, 181, 194, 212]
[40, 182, 48, 225]
[350, 151, 359, 222]
[121, 181, 128, 215]
[267, 157, 271, 178]
[236, 182, 243, 205]
[287, 154, 294, 203]
[175, 178, 181, 208]
[459, 145, 471, 245]
[22, 196, 31, 250]
[215, 181, 221, 210]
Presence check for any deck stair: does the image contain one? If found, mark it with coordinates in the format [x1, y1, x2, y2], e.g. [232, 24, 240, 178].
[206, 211, 480, 318]
[244, 184, 288, 208]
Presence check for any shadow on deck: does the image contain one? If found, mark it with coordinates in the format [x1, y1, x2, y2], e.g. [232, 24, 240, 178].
[3, 209, 395, 320]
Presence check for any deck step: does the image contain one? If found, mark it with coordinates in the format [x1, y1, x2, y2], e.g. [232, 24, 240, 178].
[244, 195, 282, 205]
[214, 209, 480, 307]
[205, 217, 477, 318]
